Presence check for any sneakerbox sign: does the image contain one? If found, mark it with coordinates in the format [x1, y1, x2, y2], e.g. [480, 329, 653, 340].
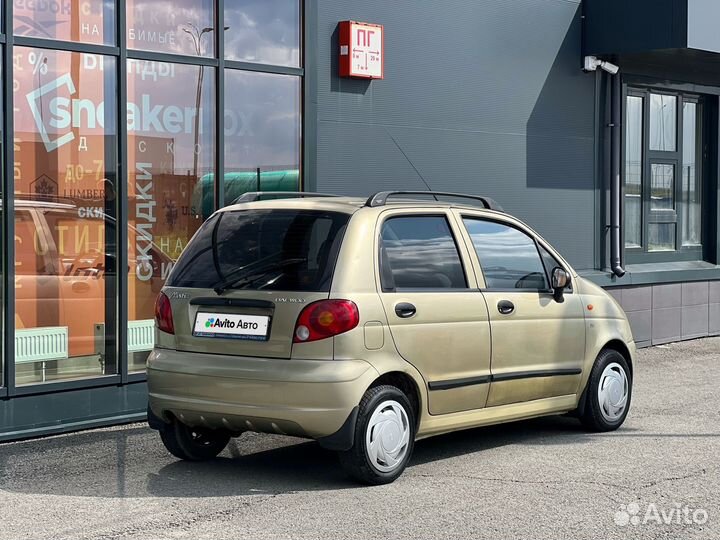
[193, 312, 270, 341]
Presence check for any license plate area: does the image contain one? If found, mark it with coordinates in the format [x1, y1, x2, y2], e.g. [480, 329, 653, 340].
[193, 311, 271, 341]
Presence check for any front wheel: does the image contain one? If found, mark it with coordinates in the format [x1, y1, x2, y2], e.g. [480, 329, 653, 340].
[159, 419, 230, 461]
[338, 385, 415, 485]
[580, 349, 632, 432]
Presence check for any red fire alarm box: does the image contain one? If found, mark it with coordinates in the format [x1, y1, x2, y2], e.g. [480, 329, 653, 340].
[338, 21, 384, 79]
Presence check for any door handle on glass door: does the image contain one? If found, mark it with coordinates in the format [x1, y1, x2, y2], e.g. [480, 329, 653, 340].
[497, 300, 515, 315]
[71, 281, 91, 294]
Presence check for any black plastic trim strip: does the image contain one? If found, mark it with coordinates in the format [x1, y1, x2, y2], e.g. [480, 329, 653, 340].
[189, 298, 275, 309]
[490, 368, 582, 383]
[428, 368, 582, 391]
[428, 375, 491, 391]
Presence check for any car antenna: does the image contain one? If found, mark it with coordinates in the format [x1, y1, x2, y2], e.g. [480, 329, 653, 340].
[384, 128, 438, 201]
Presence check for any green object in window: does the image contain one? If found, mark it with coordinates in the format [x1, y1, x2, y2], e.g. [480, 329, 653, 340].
[192, 170, 300, 220]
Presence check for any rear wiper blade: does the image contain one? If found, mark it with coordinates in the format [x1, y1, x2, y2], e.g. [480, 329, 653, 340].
[213, 258, 307, 295]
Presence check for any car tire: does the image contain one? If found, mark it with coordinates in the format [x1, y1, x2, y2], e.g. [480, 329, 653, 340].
[159, 419, 231, 461]
[580, 349, 632, 432]
[338, 385, 415, 485]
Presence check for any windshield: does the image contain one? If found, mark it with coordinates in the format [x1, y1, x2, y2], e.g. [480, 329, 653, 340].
[167, 209, 350, 292]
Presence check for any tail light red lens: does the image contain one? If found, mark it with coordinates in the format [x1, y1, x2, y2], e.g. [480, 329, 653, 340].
[293, 299, 359, 343]
[154, 291, 175, 335]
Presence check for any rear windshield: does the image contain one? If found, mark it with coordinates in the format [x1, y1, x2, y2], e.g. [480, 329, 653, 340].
[167, 210, 350, 291]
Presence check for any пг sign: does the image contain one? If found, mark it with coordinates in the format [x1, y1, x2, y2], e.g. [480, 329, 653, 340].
[339, 21, 384, 79]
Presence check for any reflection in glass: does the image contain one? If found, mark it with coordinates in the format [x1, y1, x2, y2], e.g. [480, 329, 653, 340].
[13, 48, 117, 385]
[625, 96, 643, 248]
[648, 223, 675, 252]
[650, 94, 677, 151]
[380, 217, 466, 290]
[464, 220, 548, 290]
[169, 210, 349, 292]
[225, 0, 301, 67]
[215, 70, 300, 213]
[127, 0, 215, 56]
[13, 0, 115, 45]
[651, 164, 674, 210]
[682, 102, 701, 246]
[127, 62, 215, 372]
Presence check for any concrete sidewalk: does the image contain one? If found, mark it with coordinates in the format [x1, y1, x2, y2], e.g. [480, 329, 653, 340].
[0, 338, 718, 540]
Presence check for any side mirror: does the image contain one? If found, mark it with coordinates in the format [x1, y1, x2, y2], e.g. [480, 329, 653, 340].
[551, 267, 570, 302]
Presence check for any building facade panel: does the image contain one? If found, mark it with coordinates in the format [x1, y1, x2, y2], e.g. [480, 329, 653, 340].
[312, 0, 597, 270]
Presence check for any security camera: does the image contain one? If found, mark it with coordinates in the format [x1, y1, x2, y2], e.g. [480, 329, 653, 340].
[583, 56, 619, 75]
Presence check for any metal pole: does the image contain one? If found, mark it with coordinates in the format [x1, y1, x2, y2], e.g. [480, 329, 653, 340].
[610, 72, 626, 277]
[2, 0, 17, 394]
[117, 0, 130, 383]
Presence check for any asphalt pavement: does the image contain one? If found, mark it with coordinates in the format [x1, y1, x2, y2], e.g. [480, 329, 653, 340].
[0, 338, 718, 540]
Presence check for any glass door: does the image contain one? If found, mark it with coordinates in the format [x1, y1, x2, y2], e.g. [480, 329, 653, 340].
[624, 87, 705, 262]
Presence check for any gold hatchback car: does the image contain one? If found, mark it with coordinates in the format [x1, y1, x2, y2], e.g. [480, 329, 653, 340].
[147, 191, 635, 484]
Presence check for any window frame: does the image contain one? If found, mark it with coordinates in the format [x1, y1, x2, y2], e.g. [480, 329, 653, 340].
[623, 85, 706, 263]
[377, 212, 471, 293]
[459, 214, 571, 294]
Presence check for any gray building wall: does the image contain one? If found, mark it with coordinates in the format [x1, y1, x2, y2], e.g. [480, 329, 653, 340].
[308, 0, 598, 271]
[608, 283, 720, 348]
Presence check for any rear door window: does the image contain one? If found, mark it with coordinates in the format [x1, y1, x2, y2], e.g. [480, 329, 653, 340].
[380, 216, 467, 291]
[167, 210, 349, 292]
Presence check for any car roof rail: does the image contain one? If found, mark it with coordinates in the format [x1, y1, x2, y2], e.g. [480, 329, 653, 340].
[231, 191, 342, 204]
[365, 191, 504, 212]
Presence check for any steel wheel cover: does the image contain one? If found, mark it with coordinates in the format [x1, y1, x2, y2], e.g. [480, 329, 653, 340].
[365, 400, 411, 473]
[598, 362, 629, 422]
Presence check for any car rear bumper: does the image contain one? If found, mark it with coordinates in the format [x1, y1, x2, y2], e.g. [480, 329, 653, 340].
[147, 348, 378, 440]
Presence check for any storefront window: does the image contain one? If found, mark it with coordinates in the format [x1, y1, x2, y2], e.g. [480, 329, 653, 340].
[223, 70, 300, 204]
[3, 3, 303, 388]
[13, 47, 117, 385]
[224, 0, 301, 67]
[127, 61, 215, 372]
[127, 0, 215, 57]
[13, 0, 115, 45]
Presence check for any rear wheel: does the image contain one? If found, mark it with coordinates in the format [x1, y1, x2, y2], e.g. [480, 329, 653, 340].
[338, 385, 415, 485]
[580, 349, 632, 432]
[159, 419, 230, 461]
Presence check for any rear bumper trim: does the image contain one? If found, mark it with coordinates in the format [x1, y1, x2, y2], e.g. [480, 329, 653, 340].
[146, 349, 378, 439]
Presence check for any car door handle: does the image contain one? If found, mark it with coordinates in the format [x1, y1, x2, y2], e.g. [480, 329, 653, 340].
[394, 302, 417, 318]
[497, 300, 515, 315]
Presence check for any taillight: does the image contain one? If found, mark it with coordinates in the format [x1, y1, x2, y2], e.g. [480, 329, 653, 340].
[154, 291, 175, 335]
[293, 299, 359, 343]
